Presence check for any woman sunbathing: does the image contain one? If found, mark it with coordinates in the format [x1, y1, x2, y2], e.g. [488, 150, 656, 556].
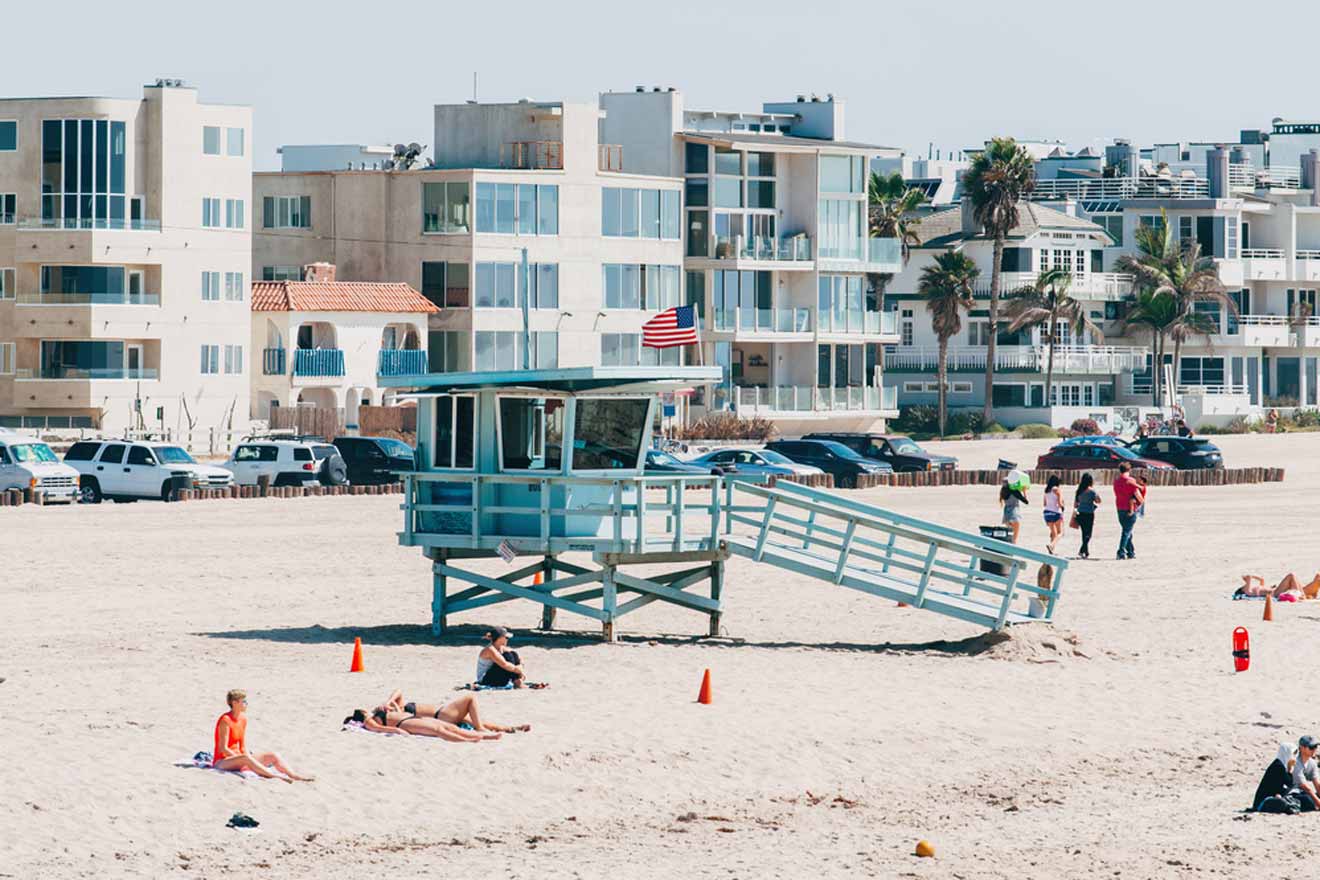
[344, 704, 501, 742]
[1236, 574, 1320, 600]
[380, 689, 530, 734]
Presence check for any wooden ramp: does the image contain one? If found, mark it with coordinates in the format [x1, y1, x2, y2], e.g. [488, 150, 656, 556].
[723, 480, 1068, 631]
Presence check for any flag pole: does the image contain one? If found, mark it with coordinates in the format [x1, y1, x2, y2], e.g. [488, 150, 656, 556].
[694, 305, 705, 366]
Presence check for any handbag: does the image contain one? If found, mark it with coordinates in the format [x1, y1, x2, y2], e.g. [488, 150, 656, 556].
[1068, 511, 1079, 530]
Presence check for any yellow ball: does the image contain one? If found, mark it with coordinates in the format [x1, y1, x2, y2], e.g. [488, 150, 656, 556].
[914, 840, 936, 858]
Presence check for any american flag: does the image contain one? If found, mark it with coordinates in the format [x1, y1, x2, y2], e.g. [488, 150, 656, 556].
[642, 305, 699, 349]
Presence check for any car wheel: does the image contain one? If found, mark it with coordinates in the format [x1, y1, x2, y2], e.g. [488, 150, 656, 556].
[79, 478, 102, 504]
[161, 480, 179, 503]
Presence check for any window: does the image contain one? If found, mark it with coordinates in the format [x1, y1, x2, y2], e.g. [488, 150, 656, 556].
[1093, 214, 1122, 244]
[530, 264, 558, 309]
[202, 198, 221, 228]
[99, 444, 126, 464]
[200, 344, 220, 374]
[991, 384, 1027, 407]
[1226, 219, 1239, 259]
[433, 395, 477, 469]
[127, 446, 156, 466]
[687, 210, 709, 257]
[39, 119, 128, 228]
[0, 267, 14, 300]
[746, 152, 775, 177]
[421, 261, 470, 308]
[421, 181, 471, 233]
[203, 126, 221, 155]
[602, 187, 680, 239]
[968, 321, 991, 346]
[820, 155, 865, 193]
[951, 381, 974, 394]
[747, 181, 775, 209]
[603, 264, 680, 310]
[530, 331, 558, 369]
[817, 275, 865, 332]
[474, 182, 555, 235]
[685, 142, 708, 174]
[498, 397, 564, 471]
[1138, 214, 1165, 235]
[473, 262, 557, 309]
[685, 177, 708, 208]
[224, 272, 245, 301]
[714, 147, 742, 177]
[0, 121, 15, 151]
[225, 199, 244, 229]
[818, 198, 864, 259]
[475, 331, 520, 370]
[1179, 356, 1225, 387]
[902, 381, 925, 393]
[1179, 215, 1194, 243]
[201, 271, 221, 301]
[224, 345, 244, 375]
[0, 193, 14, 224]
[226, 127, 244, 157]
[0, 342, 14, 374]
[600, 333, 681, 366]
[262, 266, 301, 281]
[428, 330, 468, 373]
[263, 196, 311, 229]
[571, 398, 650, 471]
[537, 185, 558, 235]
[714, 177, 742, 208]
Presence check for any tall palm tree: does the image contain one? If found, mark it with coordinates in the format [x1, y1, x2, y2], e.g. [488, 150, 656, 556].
[1115, 209, 1235, 398]
[963, 137, 1037, 424]
[1003, 268, 1104, 405]
[1117, 288, 1178, 405]
[917, 251, 980, 436]
[867, 171, 926, 306]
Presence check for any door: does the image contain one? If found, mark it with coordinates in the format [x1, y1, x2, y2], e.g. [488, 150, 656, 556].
[126, 345, 144, 378]
[128, 271, 144, 304]
[94, 443, 129, 493]
[123, 445, 160, 496]
[230, 444, 261, 485]
[0, 445, 15, 491]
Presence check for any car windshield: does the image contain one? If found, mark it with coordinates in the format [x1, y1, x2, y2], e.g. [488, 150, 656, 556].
[1111, 445, 1144, 460]
[818, 441, 864, 460]
[377, 439, 414, 458]
[888, 438, 923, 455]
[313, 445, 338, 460]
[648, 450, 682, 466]
[758, 450, 794, 465]
[154, 446, 195, 464]
[11, 443, 59, 464]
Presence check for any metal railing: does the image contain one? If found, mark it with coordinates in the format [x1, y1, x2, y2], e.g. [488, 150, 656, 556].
[971, 271, 1134, 301]
[378, 348, 428, 376]
[263, 348, 286, 376]
[1229, 163, 1302, 188]
[1028, 176, 1210, 200]
[1241, 248, 1285, 260]
[817, 309, 897, 335]
[15, 291, 161, 306]
[17, 367, 159, 380]
[16, 217, 162, 231]
[729, 384, 895, 413]
[501, 141, 563, 170]
[712, 307, 812, 333]
[293, 348, 345, 377]
[712, 234, 813, 262]
[884, 344, 1148, 373]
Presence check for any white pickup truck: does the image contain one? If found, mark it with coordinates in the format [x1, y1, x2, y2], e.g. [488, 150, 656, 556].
[63, 439, 234, 503]
[0, 429, 81, 503]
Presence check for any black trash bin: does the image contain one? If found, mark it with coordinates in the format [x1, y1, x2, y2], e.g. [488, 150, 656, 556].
[978, 524, 1013, 575]
[165, 473, 192, 502]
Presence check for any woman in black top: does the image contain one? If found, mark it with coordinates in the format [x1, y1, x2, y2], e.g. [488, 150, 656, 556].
[1073, 472, 1101, 559]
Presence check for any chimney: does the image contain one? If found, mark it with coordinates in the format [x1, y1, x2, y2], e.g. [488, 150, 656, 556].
[960, 193, 980, 237]
[1304, 149, 1320, 207]
[303, 262, 336, 283]
[1206, 147, 1230, 198]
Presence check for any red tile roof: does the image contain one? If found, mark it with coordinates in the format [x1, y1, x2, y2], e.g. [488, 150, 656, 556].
[251, 281, 439, 314]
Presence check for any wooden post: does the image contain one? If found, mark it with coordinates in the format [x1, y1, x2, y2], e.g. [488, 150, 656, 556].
[431, 554, 448, 637]
[707, 558, 723, 637]
[257, 474, 271, 498]
[539, 554, 557, 631]
[601, 564, 618, 643]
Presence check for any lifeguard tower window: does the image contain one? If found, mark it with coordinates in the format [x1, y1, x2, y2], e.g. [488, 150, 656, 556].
[498, 397, 564, 471]
[433, 394, 476, 468]
[571, 398, 650, 470]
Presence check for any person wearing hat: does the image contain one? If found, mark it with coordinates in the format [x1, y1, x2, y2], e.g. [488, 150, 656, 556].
[476, 626, 526, 688]
[1290, 736, 1320, 810]
[1253, 736, 1320, 812]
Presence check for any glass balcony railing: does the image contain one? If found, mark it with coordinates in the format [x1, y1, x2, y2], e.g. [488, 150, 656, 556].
[29, 367, 159, 380]
[16, 291, 161, 305]
[712, 307, 813, 333]
[711, 234, 813, 262]
[866, 237, 902, 269]
[378, 349, 428, 376]
[733, 384, 896, 413]
[293, 348, 345, 377]
[817, 309, 893, 335]
[18, 217, 162, 232]
[263, 348, 287, 376]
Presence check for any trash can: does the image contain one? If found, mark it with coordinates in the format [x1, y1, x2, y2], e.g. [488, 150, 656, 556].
[978, 524, 1013, 575]
[996, 459, 1017, 471]
[165, 473, 192, 502]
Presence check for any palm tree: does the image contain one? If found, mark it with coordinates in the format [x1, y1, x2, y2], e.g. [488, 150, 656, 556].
[866, 171, 926, 307]
[1115, 209, 1235, 399]
[1117, 288, 1178, 405]
[917, 251, 980, 436]
[1003, 268, 1104, 405]
[963, 137, 1037, 424]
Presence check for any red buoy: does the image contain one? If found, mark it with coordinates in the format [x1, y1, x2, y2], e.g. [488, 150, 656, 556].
[1233, 627, 1250, 672]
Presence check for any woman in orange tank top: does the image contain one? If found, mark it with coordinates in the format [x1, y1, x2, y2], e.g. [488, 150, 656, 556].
[211, 689, 313, 782]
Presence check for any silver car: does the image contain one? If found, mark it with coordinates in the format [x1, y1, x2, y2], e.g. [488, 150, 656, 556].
[693, 448, 825, 477]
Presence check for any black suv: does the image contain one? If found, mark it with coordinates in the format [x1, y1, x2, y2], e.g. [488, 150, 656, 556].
[764, 439, 893, 488]
[333, 436, 416, 485]
[1126, 436, 1224, 470]
[804, 432, 958, 473]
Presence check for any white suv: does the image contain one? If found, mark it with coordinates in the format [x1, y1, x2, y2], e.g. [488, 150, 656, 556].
[224, 439, 349, 488]
[64, 440, 235, 503]
[0, 429, 81, 503]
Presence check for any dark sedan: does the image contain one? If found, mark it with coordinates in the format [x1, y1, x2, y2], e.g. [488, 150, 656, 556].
[765, 439, 894, 488]
[804, 432, 958, 473]
[644, 449, 727, 476]
[1036, 442, 1175, 471]
[1126, 437, 1224, 470]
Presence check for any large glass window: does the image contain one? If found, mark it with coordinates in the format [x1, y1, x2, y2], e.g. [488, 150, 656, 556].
[498, 397, 564, 471]
[41, 265, 125, 299]
[474, 181, 553, 234]
[820, 155, 865, 193]
[475, 331, 520, 370]
[40, 341, 126, 378]
[603, 187, 680, 239]
[746, 152, 775, 177]
[687, 210, 709, 257]
[494, 183, 516, 234]
[226, 127, 244, 157]
[263, 196, 311, 229]
[642, 189, 661, 239]
[685, 178, 708, 208]
[433, 395, 476, 468]
[203, 126, 221, 156]
[571, 398, 650, 470]
[422, 181, 470, 233]
[714, 147, 742, 177]
[475, 262, 556, 309]
[714, 178, 742, 208]
[531, 331, 558, 369]
[818, 199, 864, 259]
[817, 274, 866, 331]
[422, 261, 470, 308]
[684, 142, 708, 174]
[428, 330, 468, 373]
[537, 185, 558, 235]
[40, 118, 129, 228]
[0, 121, 16, 151]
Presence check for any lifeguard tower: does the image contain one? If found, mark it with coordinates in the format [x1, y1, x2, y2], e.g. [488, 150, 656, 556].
[387, 366, 1069, 641]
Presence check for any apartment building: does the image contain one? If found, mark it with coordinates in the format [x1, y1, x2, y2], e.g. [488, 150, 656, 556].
[598, 88, 905, 431]
[0, 80, 252, 436]
[253, 99, 684, 391]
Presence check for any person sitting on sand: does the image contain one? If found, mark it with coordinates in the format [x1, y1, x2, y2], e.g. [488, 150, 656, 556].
[1254, 737, 1320, 812]
[476, 625, 526, 688]
[212, 689, 313, 782]
[379, 689, 529, 734]
[1236, 573, 1320, 600]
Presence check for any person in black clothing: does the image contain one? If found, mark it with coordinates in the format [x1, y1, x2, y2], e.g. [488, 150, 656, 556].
[1253, 736, 1320, 812]
[1073, 472, 1101, 559]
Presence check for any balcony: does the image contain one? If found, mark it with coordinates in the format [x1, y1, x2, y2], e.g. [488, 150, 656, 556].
[501, 141, 563, 170]
[1229, 163, 1301, 190]
[378, 348, 428, 376]
[18, 367, 159, 380]
[1297, 250, 1320, 282]
[864, 237, 903, 273]
[706, 234, 814, 269]
[731, 385, 897, 415]
[17, 217, 162, 232]
[1230, 315, 1293, 347]
[263, 348, 286, 376]
[15, 216, 164, 265]
[1028, 176, 1210, 201]
[711, 307, 813, 336]
[816, 309, 898, 338]
[1241, 248, 1287, 281]
[884, 345, 1148, 374]
[15, 291, 161, 306]
[293, 348, 345, 378]
[971, 271, 1134, 302]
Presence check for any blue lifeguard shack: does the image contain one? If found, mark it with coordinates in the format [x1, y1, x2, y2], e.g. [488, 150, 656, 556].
[385, 366, 1070, 641]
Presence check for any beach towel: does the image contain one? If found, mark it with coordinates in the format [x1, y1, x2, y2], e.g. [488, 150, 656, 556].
[454, 681, 549, 691]
[174, 751, 288, 781]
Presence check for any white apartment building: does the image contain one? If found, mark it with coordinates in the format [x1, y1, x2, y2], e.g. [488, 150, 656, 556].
[250, 261, 435, 425]
[599, 88, 905, 432]
[0, 79, 252, 437]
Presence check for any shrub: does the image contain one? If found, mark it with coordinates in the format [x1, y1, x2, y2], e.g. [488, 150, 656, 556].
[982, 422, 1009, 434]
[1069, 417, 1101, 436]
[1017, 423, 1060, 439]
[675, 413, 777, 442]
[946, 411, 985, 436]
[893, 404, 939, 435]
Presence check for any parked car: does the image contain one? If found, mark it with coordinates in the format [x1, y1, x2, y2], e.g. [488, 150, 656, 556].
[644, 448, 727, 476]
[1126, 436, 1224, 470]
[0, 429, 80, 503]
[803, 432, 957, 473]
[764, 439, 894, 488]
[334, 436, 416, 485]
[63, 439, 235, 503]
[1057, 434, 1125, 447]
[692, 448, 825, 478]
[1035, 442, 1175, 471]
[224, 438, 349, 487]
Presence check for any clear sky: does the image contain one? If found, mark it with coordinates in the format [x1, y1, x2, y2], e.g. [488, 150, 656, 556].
[5, 0, 1307, 170]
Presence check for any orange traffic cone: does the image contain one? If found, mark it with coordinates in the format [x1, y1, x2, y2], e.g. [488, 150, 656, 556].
[533, 570, 544, 586]
[349, 637, 365, 672]
[696, 669, 713, 705]
[1263, 593, 1274, 622]
[897, 601, 908, 607]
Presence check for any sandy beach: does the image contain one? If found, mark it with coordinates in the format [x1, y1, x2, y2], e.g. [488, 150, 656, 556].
[4, 432, 1320, 878]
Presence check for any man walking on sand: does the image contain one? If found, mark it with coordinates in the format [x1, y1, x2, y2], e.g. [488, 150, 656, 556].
[212, 689, 313, 783]
[1112, 463, 1145, 561]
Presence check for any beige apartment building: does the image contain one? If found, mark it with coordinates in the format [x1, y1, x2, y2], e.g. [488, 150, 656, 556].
[0, 80, 252, 438]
